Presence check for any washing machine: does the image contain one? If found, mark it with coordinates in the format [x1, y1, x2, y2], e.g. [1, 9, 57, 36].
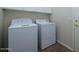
[8, 19, 38, 52]
[35, 19, 56, 49]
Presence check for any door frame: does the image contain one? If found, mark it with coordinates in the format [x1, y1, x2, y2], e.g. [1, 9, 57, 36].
[72, 18, 75, 51]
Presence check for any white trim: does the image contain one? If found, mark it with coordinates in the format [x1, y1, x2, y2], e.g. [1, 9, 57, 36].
[72, 16, 75, 51]
[57, 40, 74, 51]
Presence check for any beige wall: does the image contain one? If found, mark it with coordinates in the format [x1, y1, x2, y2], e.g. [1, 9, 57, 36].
[51, 7, 74, 51]
[3, 9, 50, 48]
[0, 8, 3, 48]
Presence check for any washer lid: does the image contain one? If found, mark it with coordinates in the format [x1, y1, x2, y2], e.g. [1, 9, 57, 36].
[35, 19, 49, 24]
[35, 19, 56, 25]
[11, 19, 33, 25]
[9, 19, 36, 28]
[9, 23, 37, 28]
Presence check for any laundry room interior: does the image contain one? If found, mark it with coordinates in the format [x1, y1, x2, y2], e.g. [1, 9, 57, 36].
[0, 7, 79, 52]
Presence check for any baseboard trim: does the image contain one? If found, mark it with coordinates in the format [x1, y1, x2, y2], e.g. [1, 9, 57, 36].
[57, 40, 74, 51]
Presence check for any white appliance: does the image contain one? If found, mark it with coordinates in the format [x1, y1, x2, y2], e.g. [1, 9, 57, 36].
[8, 19, 38, 52]
[35, 19, 56, 49]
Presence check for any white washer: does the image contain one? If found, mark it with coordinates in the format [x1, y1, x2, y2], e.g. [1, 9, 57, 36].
[36, 19, 56, 49]
[8, 19, 38, 52]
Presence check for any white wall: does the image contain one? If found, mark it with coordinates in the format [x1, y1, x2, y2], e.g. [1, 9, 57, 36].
[51, 7, 74, 51]
[4, 7, 52, 14]
[0, 8, 3, 48]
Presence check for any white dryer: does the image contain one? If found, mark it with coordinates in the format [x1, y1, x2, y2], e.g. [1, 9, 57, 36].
[8, 19, 38, 52]
[35, 19, 56, 49]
